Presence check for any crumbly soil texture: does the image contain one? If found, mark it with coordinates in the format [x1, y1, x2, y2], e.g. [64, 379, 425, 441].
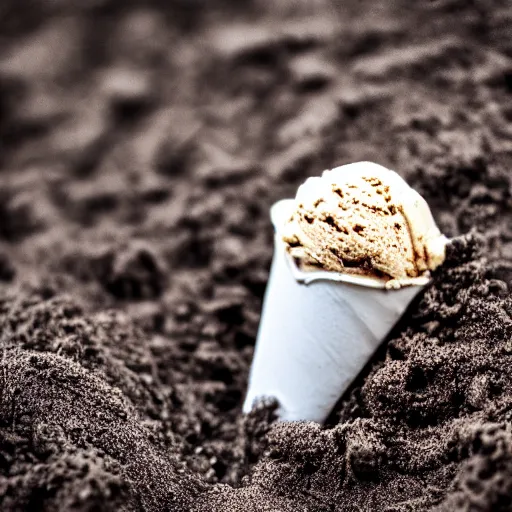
[1, 1, 512, 511]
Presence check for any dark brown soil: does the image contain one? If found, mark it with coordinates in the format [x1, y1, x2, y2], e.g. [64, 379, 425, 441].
[2, 1, 512, 510]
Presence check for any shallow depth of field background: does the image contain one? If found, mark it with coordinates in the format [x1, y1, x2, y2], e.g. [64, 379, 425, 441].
[1, 1, 512, 511]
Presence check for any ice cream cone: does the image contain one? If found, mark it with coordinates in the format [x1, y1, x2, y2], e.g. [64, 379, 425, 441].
[243, 199, 431, 423]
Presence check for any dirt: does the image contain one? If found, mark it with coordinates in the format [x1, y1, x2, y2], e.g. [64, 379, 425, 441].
[1, 0, 512, 510]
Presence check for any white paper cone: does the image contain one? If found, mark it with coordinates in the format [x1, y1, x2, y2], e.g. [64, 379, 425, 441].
[243, 200, 426, 423]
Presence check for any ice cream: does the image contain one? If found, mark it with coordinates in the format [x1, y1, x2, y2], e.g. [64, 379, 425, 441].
[244, 162, 448, 422]
[282, 162, 447, 288]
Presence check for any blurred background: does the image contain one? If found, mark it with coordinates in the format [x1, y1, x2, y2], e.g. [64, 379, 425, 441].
[1, 0, 512, 499]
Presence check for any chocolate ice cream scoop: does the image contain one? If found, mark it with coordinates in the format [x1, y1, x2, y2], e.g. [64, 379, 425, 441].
[282, 162, 447, 286]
